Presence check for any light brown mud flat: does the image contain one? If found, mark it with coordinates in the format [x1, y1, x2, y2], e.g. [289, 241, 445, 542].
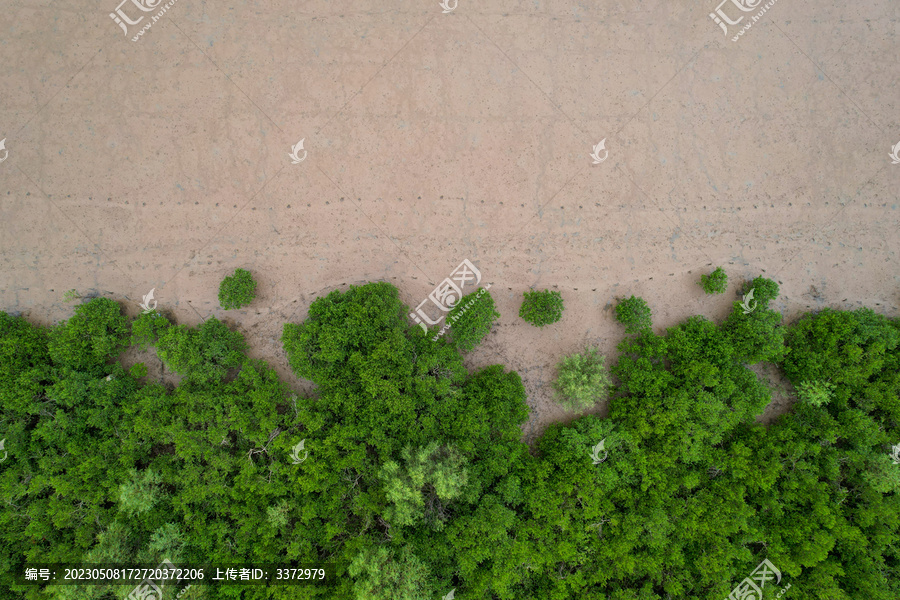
[2, 1, 898, 445]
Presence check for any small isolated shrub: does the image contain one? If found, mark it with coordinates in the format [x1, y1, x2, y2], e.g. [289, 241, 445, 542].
[552, 345, 612, 411]
[443, 287, 500, 351]
[614, 296, 652, 334]
[519, 289, 564, 328]
[219, 268, 257, 310]
[699, 267, 728, 295]
[796, 379, 836, 407]
[129, 362, 149, 379]
[62, 289, 81, 303]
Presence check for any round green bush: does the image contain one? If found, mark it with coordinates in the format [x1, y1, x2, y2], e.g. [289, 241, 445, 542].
[614, 296, 652, 334]
[552, 345, 612, 411]
[219, 268, 257, 310]
[699, 267, 728, 295]
[519, 290, 564, 328]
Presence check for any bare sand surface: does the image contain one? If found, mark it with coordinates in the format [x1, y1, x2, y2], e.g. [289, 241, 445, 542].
[2, 1, 898, 445]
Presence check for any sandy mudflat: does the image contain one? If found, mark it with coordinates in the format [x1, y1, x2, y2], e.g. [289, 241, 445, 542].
[2, 1, 898, 443]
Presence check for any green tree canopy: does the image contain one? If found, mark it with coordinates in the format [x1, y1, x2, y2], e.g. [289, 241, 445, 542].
[442, 287, 500, 351]
[2, 280, 899, 600]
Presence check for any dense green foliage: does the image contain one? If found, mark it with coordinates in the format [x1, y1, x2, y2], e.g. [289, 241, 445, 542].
[795, 379, 836, 407]
[156, 316, 248, 386]
[551, 345, 612, 411]
[218, 268, 257, 310]
[614, 295, 652, 334]
[519, 289, 564, 327]
[721, 277, 787, 365]
[377, 441, 469, 529]
[441, 287, 500, 351]
[130, 310, 173, 351]
[1, 276, 898, 600]
[47, 297, 129, 374]
[699, 266, 728, 294]
[280, 282, 530, 598]
[0, 305, 292, 600]
[348, 544, 432, 600]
